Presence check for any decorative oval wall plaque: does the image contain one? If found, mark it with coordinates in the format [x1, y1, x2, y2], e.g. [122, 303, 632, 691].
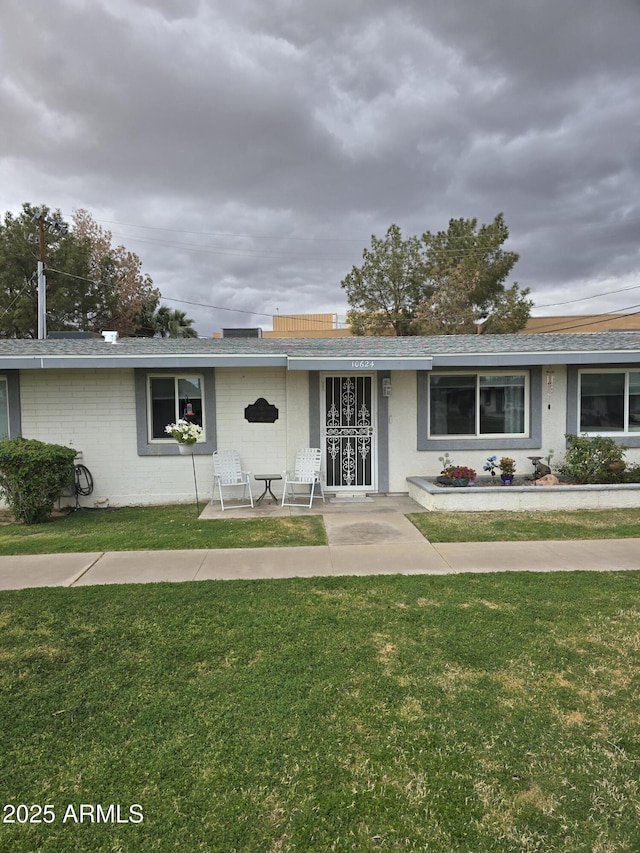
[244, 398, 279, 423]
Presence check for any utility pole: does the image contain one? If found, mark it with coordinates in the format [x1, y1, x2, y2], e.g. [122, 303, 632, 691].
[36, 212, 47, 340]
[33, 209, 68, 340]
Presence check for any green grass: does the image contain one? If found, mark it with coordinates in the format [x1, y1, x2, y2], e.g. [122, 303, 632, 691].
[2, 505, 640, 558]
[0, 504, 326, 555]
[409, 507, 640, 543]
[2, 572, 640, 851]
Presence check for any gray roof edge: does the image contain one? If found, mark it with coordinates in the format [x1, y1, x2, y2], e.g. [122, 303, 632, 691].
[432, 350, 640, 368]
[0, 353, 288, 370]
[287, 355, 433, 370]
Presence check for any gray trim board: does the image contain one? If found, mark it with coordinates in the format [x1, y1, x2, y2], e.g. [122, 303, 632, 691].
[134, 368, 216, 456]
[7, 354, 286, 371]
[433, 352, 640, 368]
[308, 372, 320, 447]
[376, 372, 390, 492]
[417, 367, 542, 451]
[288, 357, 433, 371]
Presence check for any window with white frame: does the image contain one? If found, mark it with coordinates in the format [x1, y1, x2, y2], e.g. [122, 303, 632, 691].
[579, 370, 640, 433]
[429, 372, 528, 437]
[147, 374, 204, 440]
[0, 378, 8, 439]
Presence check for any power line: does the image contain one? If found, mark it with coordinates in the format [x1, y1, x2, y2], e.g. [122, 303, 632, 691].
[535, 280, 640, 308]
[45, 266, 345, 327]
[108, 230, 358, 260]
[160, 296, 345, 326]
[0, 274, 37, 324]
[90, 218, 368, 244]
[72, 213, 526, 259]
[529, 306, 640, 333]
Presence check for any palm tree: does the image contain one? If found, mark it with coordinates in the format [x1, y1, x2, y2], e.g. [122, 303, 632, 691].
[153, 306, 197, 338]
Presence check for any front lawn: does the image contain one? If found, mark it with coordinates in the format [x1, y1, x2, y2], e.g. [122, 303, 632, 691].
[0, 504, 326, 555]
[409, 507, 640, 542]
[2, 572, 640, 852]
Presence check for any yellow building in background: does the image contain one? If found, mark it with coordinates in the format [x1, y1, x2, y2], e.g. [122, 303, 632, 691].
[216, 312, 640, 338]
[522, 313, 640, 333]
[263, 314, 350, 338]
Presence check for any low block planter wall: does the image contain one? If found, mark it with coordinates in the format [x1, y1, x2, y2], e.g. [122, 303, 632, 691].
[406, 476, 640, 512]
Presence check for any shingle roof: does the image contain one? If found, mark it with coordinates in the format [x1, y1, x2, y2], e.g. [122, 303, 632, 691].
[0, 330, 639, 369]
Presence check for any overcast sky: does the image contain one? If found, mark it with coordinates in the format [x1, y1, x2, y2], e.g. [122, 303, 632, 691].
[1, 0, 639, 336]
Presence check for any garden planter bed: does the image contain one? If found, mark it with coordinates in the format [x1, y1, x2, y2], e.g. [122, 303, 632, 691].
[406, 476, 640, 512]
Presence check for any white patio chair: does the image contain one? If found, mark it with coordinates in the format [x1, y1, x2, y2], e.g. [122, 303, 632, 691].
[281, 447, 325, 508]
[212, 450, 253, 511]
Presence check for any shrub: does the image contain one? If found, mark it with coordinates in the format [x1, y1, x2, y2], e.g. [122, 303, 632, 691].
[621, 463, 640, 484]
[557, 434, 627, 484]
[0, 437, 77, 524]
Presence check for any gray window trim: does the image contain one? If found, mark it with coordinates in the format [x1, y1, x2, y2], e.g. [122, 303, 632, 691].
[134, 368, 216, 456]
[417, 367, 542, 451]
[567, 364, 640, 447]
[0, 371, 21, 437]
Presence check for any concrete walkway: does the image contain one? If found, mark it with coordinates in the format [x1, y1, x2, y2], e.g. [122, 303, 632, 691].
[0, 496, 639, 590]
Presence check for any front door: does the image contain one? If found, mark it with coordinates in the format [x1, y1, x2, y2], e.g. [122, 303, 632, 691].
[322, 375, 376, 490]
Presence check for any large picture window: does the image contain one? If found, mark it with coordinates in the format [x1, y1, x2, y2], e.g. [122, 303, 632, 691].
[429, 372, 527, 437]
[579, 370, 640, 433]
[148, 375, 204, 441]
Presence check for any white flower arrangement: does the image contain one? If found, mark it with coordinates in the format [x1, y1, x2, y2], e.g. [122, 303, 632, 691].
[165, 419, 204, 444]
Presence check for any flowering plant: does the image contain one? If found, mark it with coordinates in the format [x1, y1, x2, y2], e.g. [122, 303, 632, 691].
[165, 419, 204, 444]
[498, 456, 516, 476]
[442, 464, 476, 481]
[483, 455, 498, 477]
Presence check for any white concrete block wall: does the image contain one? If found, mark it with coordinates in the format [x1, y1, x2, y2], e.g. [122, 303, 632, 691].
[282, 371, 311, 470]
[540, 366, 568, 467]
[388, 371, 420, 492]
[19, 369, 212, 506]
[215, 367, 292, 479]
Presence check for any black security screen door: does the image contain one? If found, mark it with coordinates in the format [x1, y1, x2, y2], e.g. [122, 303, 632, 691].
[324, 376, 374, 488]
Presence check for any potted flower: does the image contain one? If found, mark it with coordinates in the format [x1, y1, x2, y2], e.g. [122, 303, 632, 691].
[498, 456, 516, 484]
[438, 464, 477, 487]
[165, 419, 204, 453]
[483, 455, 498, 478]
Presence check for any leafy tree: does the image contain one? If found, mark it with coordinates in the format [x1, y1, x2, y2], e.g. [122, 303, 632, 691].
[422, 214, 519, 308]
[0, 204, 89, 338]
[71, 209, 160, 337]
[341, 224, 425, 336]
[414, 276, 532, 335]
[0, 203, 174, 338]
[414, 213, 530, 334]
[342, 214, 532, 335]
[481, 284, 533, 334]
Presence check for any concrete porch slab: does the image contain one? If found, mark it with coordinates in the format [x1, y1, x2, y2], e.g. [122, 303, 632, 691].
[198, 494, 428, 521]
